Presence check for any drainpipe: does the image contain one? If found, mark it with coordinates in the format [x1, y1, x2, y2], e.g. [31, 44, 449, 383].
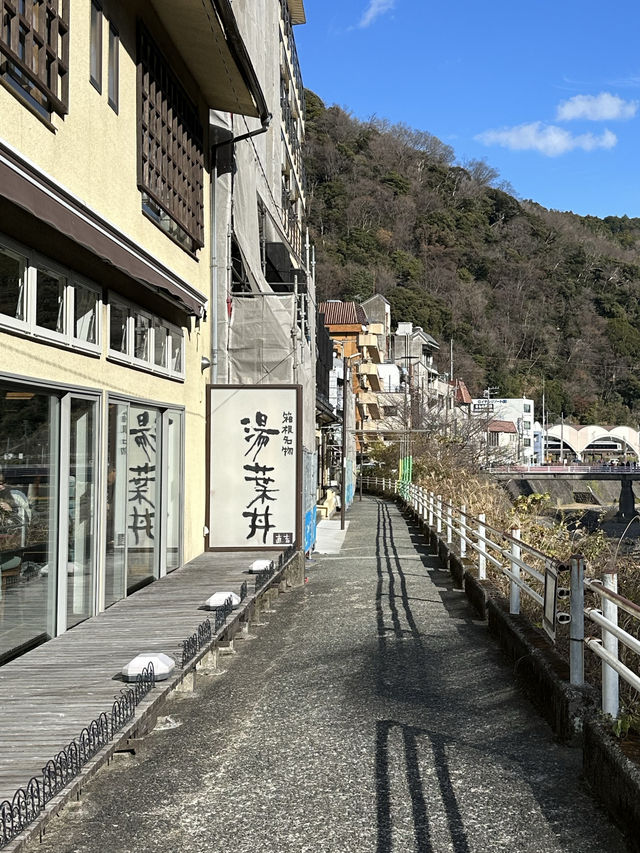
[210, 163, 219, 383]
[211, 114, 272, 152]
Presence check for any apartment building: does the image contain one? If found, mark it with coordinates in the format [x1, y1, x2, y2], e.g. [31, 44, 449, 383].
[0, 0, 267, 663]
[471, 397, 535, 463]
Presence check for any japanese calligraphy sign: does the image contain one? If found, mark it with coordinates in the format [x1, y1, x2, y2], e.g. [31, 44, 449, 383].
[127, 406, 158, 551]
[207, 385, 302, 550]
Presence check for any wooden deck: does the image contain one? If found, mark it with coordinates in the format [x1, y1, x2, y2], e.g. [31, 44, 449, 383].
[0, 549, 287, 804]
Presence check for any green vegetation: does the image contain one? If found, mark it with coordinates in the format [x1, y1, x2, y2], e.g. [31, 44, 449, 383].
[305, 91, 640, 426]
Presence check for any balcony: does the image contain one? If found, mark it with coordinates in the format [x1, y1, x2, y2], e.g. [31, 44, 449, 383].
[281, 186, 302, 259]
[357, 334, 382, 363]
[278, 1, 306, 119]
[357, 392, 382, 420]
[358, 362, 383, 392]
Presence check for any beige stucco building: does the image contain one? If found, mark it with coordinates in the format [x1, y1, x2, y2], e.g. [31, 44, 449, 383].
[0, 0, 268, 663]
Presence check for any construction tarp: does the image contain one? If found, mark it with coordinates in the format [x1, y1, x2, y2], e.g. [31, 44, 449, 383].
[228, 294, 295, 384]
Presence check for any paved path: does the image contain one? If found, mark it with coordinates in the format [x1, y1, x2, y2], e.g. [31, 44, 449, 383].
[27, 497, 627, 853]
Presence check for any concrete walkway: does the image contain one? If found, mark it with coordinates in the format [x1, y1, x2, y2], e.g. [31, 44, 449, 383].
[26, 497, 627, 853]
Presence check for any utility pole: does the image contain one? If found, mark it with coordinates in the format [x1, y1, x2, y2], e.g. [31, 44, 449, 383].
[340, 350, 362, 529]
[341, 354, 348, 530]
[540, 377, 547, 465]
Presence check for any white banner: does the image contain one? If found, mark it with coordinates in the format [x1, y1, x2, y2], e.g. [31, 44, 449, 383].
[208, 386, 301, 549]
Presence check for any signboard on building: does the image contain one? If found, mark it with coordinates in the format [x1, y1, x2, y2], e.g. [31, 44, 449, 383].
[206, 385, 302, 550]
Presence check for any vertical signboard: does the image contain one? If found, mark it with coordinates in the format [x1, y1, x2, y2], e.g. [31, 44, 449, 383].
[207, 385, 302, 550]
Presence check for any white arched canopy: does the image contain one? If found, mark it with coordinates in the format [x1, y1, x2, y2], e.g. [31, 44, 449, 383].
[545, 424, 640, 458]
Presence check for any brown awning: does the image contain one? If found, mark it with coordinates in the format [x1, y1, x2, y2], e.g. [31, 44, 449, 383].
[0, 144, 207, 316]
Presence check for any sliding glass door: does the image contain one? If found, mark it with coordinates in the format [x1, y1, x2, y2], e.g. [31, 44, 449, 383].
[0, 386, 59, 663]
[0, 386, 99, 663]
[105, 400, 183, 606]
[65, 398, 97, 629]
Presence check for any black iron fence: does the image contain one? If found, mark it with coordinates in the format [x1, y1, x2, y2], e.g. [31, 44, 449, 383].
[0, 664, 155, 849]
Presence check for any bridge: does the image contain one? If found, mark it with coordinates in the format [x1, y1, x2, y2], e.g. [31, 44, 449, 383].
[488, 464, 640, 521]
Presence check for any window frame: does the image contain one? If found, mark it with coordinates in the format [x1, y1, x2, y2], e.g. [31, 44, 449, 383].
[0, 0, 70, 118]
[0, 235, 102, 354]
[136, 23, 204, 253]
[89, 0, 102, 93]
[33, 261, 68, 344]
[107, 294, 185, 380]
[0, 240, 29, 333]
[107, 21, 118, 112]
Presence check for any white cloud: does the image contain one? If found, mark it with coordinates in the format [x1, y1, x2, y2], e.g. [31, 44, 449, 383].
[475, 122, 617, 157]
[359, 0, 395, 28]
[556, 92, 638, 121]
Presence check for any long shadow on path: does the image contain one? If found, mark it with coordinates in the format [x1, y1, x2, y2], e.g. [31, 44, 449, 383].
[366, 497, 627, 853]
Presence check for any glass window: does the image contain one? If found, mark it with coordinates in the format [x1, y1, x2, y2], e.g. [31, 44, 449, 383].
[137, 23, 204, 251]
[134, 313, 150, 361]
[0, 248, 25, 322]
[524, 438, 532, 447]
[66, 399, 97, 629]
[74, 285, 99, 344]
[524, 420, 531, 430]
[105, 403, 128, 608]
[36, 269, 65, 334]
[154, 321, 168, 368]
[108, 24, 119, 112]
[165, 411, 182, 572]
[0, 385, 59, 665]
[524, 404, 531, 413]
[170, 329, 183, 373]
[0, 0, 69, 117]
[109, 301, 128, 353]
[90, 1, 102, 92]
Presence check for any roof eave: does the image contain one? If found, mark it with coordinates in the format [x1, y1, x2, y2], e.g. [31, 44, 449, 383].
[150, 0, 269, 123]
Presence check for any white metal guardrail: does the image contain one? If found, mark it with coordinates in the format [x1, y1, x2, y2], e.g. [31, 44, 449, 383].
[360, 476, 640, 719]
[487, 464, 640, 475]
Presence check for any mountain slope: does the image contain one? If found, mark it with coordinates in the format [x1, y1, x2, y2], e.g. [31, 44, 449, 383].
[304, 90, 640, 426]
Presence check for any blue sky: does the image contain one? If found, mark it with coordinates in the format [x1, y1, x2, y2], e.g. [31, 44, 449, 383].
[295, 0, 640, 218]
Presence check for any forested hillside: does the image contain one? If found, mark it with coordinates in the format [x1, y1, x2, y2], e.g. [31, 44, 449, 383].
[304, 90, 640, 426]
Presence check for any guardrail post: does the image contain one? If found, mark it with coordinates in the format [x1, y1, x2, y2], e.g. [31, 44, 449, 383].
[428, 492, 434, 528]
[436, 495, 442, 535]
[477, 513, 486, 580]
[509, 528, 521, 615]
[602, 570, 619, 717]
[459, 504, 466, 558]
[569, 555, 585, 686]
[446, 503, 453, 545]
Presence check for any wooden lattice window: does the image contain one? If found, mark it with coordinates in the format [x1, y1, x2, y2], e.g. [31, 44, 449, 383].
[137, 23, 204, 251]
[0, 0, 69, 117]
